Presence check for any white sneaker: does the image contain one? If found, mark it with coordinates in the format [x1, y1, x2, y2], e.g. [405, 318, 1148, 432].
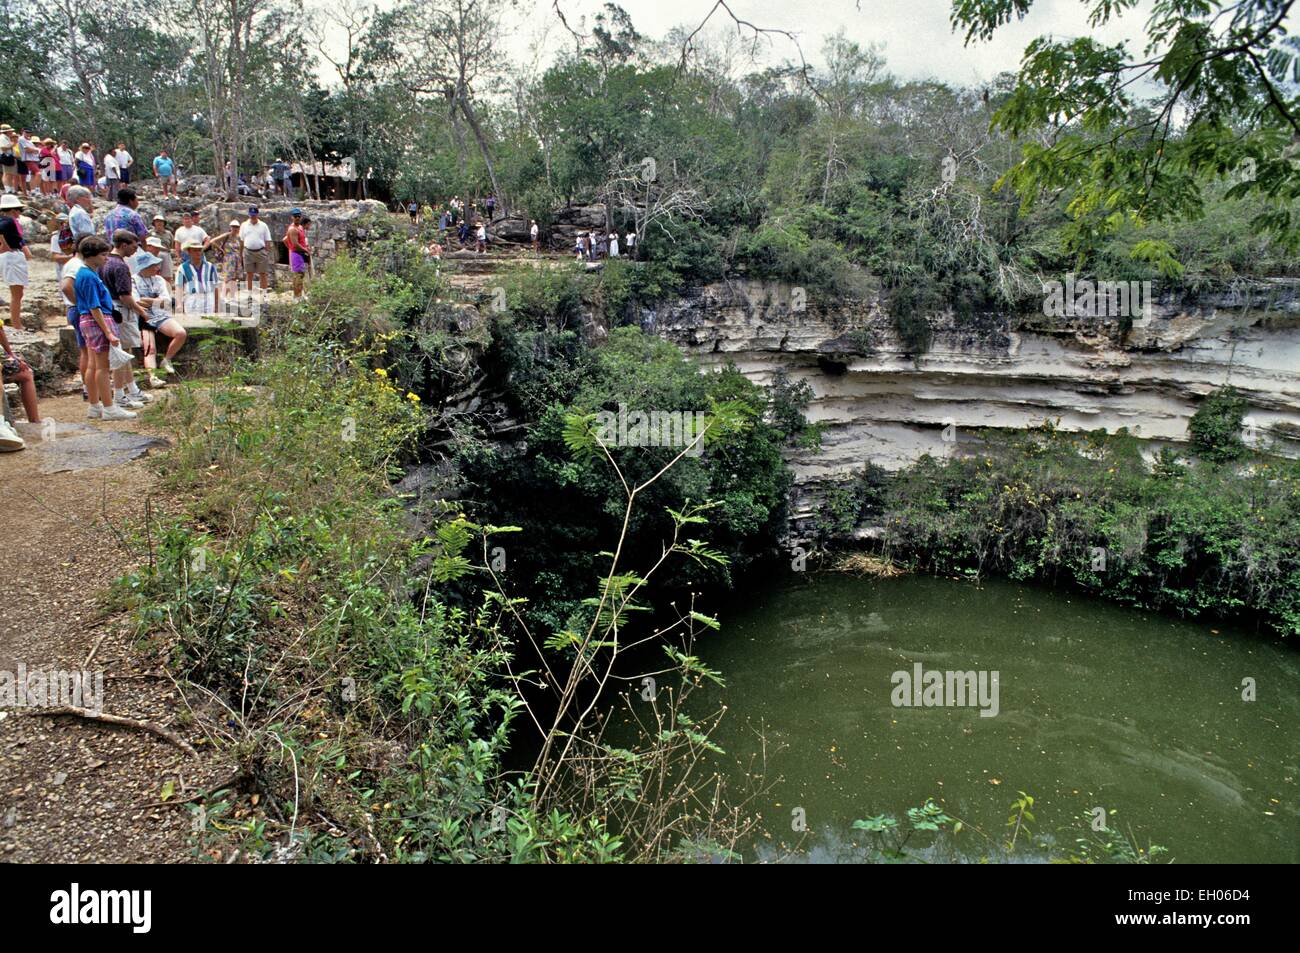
[130, 390, 155, 403]
[148, 374, 167, 388]
[0, 419, 24, 452]
[100, 404, 137, 421]
[87, 403, 102, 419]
[116, 394, 145, 409]
[160, 358, 177, 375]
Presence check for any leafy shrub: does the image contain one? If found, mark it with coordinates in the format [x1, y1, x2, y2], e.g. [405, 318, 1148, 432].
[1189, 386, 1249, 461]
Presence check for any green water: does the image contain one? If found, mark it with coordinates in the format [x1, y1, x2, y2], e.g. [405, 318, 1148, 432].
[686, 573, 1299, 863]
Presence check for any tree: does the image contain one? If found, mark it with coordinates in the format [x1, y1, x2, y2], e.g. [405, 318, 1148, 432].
[400, 0, 516, 208]
[169, 0, 303, 196]
[952, 0, 1300, 255]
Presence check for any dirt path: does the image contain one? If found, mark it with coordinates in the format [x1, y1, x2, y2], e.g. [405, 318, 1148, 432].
[0, 392, 221, 862]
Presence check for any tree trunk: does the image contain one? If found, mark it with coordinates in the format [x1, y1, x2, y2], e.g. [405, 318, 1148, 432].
[457, 88, 503, 212]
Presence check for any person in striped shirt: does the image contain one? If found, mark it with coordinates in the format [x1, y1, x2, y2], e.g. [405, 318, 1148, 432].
[176, 240, 220, 315]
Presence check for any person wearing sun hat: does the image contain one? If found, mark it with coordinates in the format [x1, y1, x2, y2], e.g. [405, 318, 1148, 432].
[148, 215, 174, 280]
[176, 238, 219, 319]
[38, 138, 57, 195]
[0, 193, 31, 331]
[128, 246, 187, 377]
[208, 218, 243, 296]
[138, 235, 172, 386]
[0, 125, 18, 194]
[74, 142, 94, 188]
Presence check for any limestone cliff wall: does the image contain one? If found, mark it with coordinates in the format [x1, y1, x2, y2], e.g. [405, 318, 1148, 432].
[643, 279, 1300, 515]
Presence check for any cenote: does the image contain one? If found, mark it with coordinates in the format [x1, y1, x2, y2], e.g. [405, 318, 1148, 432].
[673, 572, 1300, 863]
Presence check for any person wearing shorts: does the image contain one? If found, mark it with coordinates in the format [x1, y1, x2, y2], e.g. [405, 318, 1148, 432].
[0, 194, 30, 331]
[99, 229, 150, 409]
[71, 236, 135, 420]
[240, 205, 273, 291]
[0, 313, 40, 426]
[56, 141, 73, 183]
[153, 151, 176, 197]
[0, 125, 17, 193]
[130, 250, 187, 376]
[285, 210, 311, 298]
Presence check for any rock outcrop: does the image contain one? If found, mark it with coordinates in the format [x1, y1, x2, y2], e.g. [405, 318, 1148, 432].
[644, 279, 1300, 516]
[198, 200, 388, 264]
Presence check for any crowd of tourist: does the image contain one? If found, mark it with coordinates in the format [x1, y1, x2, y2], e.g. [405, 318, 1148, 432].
[0, 142, 314, 452]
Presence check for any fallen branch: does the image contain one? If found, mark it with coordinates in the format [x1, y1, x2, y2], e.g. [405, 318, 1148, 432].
[83, 631, 110, 669]
[23, 706, 199, 760]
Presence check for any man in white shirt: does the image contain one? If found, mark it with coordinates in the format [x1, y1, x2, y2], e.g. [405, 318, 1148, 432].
[240, 205, 273, 291]
[16, 132, 37, 194]
[103, 150, 120, 201]
[114, 143, 133, 184]
[173, 209, 209, 258]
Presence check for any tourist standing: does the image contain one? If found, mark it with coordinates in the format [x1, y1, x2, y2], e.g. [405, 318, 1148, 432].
[153, 149, 176, 196]
[269, 158, 290, 197]
[56, 141, 74, 186]
[173, 209, 209, 257]
[149, 215, 174, 280]
[0, 194, 30, 330]
[0, 126, 18, 194]
[208, 219, 243, 299]
[38, 139, 56, 195]
[115, 143, 133, 184]
[240, 205, 272, 292]
[102, 187, 149, 242]
[99, 229, 150, 409]
[75, 143, 94, 188]
[284, 209, 311, 299]
[71, 235, 136, 420]
[67, 186, 95, 242]
[103, 148, 120, 201]
[16, 131, 37, 194]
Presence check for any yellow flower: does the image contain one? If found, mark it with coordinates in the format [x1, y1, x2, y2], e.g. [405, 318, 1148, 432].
[406, 392, 420, 403]
[374, 368, 388, 378]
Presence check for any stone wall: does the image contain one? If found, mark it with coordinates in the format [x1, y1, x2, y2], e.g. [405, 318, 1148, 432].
[643, 279, 1300, 520]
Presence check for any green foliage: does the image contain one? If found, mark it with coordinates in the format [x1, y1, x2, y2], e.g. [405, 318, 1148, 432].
[1189, 386, 1249, 462]
[876, 425, 1300, 636]
[462, 326, 791, 632]
[955, 0, 1300, 254]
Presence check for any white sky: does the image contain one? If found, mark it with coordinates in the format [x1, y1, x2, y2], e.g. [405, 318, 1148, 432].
[524, 0, 1146, 86]
[311, 0, 1298, 91]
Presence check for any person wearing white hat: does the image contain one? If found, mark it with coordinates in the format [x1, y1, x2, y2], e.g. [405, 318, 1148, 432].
[0, 193, 31, 331]
[139, 237, 172, 386]
[130, 248, 187, 377]
[208, 218, 243, 299]
[147, 218, 174, 279]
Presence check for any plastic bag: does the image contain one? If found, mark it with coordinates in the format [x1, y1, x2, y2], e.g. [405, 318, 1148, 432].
[108, 344, 133, 370]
